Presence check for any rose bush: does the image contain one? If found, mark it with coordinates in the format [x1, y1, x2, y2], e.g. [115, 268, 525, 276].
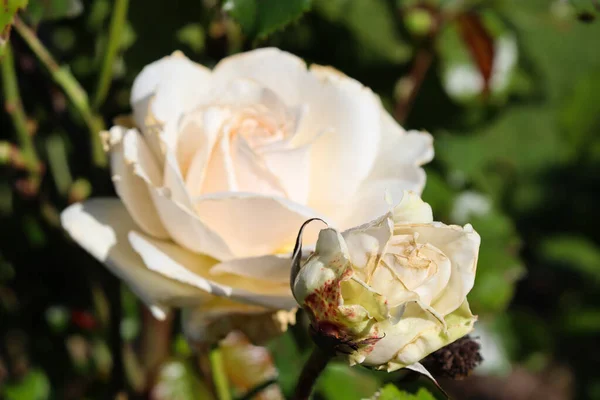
[61, 48, 433, 336]
[292, 191, 480, 371]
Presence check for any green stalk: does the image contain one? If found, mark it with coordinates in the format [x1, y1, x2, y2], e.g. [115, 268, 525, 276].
[13, 17, 107, 168]
[92, 0, 129, 109]
[209, 347, 232, 400]
[1, 44, 40, 183]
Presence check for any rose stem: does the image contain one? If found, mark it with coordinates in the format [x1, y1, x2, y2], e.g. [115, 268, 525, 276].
[209, 346, 232, 400]
[292, 347, 334, 400]
[1, 44, 41, 188]
[13, 16, 107, 168]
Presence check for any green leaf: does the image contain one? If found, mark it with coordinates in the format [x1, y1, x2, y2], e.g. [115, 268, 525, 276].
[176, 24, 206, 53]
[372, 384, 436, 400]
[539, 235, 600, 283]
[2, 369, 51, 400]
[25, 0, 83, 24]
[223, 0, 312, 40]
[0, 0, 28, 58]
[151, 359, 214, 400]
[314, 0, 411, 64]
[317, 363, 381, 400]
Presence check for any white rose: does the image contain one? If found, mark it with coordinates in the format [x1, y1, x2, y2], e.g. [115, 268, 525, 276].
[292, 191, 480, 371]
[60, 48, 433, 337]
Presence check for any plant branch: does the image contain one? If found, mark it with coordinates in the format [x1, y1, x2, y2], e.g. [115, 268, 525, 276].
[13, 17, 107, 168]
[292, 347, 333, 400]
[93, 0, 129, 109]
[1, 44, 40, 182]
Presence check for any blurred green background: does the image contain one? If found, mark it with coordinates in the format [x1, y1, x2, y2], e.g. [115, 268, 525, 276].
[2, 0, 600, 399]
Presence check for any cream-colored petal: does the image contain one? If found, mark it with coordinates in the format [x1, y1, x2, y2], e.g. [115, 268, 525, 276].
[341, 214, 393, 282]
[147, 151, 234, 260]
[60, 199, 211, 320]
[199, 134, 238, 194]
[211, 48, 312, 107]
[338, 173, 426, 229]
[395, 223, 481, 316]
[293, 228, 350, 303]
[230, 135, 287, 197]
[368, 110, 433, 184]
[130, 51, 212, 152]
[392, 191, 433, 224]
[368, 300, 476, 371]
[210, 254, 292, 284]
[108, 127, 168, 238]
[306, 65, 382, 219]
[193, 193, 325, 258]
[128, 230, 297, 311]
[260, 143, 312, 204]
[382, 235, 451, 306]
[183, 106, 229, 196]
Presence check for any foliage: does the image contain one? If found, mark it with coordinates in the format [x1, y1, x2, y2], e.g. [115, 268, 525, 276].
[1, 0, 600, 399]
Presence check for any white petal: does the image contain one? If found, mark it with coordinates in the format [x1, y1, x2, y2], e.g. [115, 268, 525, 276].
[199, 134, 238, 194]
[211, 48, 312, 107]
[150, 151, 234, 260]
[184, 107, 230, 196]
[342, 214, 393, 281]
[60, 199, 212, 319]
[305, 65, 382, 219]
[210, 254, 292, 284]
[193, 193, 326, 258]
[131, 51, 212, 152]
[393, 190, 433, 224]
[337, 176, 425, 229]
[261, 143, 312, 204]
[230, 135, 287, 197]
[369, 111, 433, 183]
[128, 230, 297, 310]
[109, 127, 168, 238]
[396, 223, 481, 316]
[372, 300, 476, 370]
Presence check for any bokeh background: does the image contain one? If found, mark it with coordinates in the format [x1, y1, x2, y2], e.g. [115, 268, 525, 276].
[2, 0, 600, 399]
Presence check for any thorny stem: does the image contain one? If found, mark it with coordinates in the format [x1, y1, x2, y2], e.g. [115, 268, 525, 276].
[292, 347, 333, 400]
[93, 0, 129, 109]
[13, 17, 107, 168]
[1, 44, 41, 189]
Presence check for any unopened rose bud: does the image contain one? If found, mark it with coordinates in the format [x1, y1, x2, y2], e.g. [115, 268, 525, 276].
[292, 191, 480, 372]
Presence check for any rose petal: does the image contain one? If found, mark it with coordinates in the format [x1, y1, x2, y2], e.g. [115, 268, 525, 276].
[184, 107, 230, 196]
[395, 223, 481, 316]
[305, 65, 382, 220]
[367, 300, 476, 371]
[109, 126, 168, 239]
[368, 111, 433, 183]
[337, 176, 425, 229]
[60, 199, 212, 320]
[212, 48, 312, 107]
[131, 51, 212, 153]
[261, 143, 312, 204]
[128, 230, 297, 310]
[230, 135, 287, 197]
[392, 190, 433, 224]
[341, 214, 394, 280]
[193, 193, 326, 258]
[150, 151, 234, 260]
[210, 254, 292, 283]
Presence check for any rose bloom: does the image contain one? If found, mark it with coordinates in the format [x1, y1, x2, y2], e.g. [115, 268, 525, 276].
[61, 48, 433, 341]
[292, 191, 480, 371]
